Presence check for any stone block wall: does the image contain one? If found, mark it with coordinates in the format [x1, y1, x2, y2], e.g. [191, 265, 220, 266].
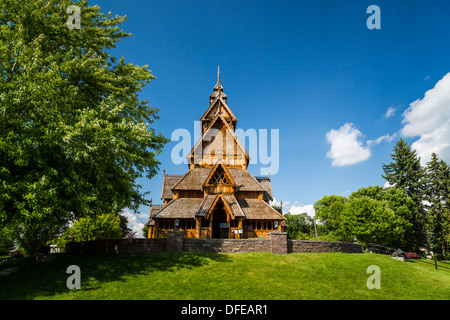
[183, 238, 270, 253]
[288, 240, 362, 253]
[66, 233, 362, 255]
[66, 238, 166, 255]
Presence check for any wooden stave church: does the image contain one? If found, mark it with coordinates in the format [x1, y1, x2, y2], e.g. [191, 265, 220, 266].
[146, 69, 285, 239]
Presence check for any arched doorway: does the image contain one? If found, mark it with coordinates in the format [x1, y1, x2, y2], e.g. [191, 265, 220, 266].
[211, 201, 229, 238]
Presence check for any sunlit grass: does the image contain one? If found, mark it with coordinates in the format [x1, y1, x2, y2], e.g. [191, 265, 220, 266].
[1, 252, 448, 300]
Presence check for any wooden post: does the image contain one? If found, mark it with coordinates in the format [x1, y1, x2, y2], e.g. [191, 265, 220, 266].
[238, 218, 243, 239]
[195, 217, 201, 238]
[227, 213, 231, 239]
[154, 221, 160, 239]
[148, 226, 154, 239]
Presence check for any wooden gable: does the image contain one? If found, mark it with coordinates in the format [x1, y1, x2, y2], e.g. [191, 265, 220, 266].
[201, 96, 237, 122]
[204, 162, 236, 187]
[188, 113, 250, 168]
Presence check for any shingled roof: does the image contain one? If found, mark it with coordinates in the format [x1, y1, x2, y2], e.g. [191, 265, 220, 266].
[196, 194, 217, 217]
[188, 113, 249, 161]
[152, 198, 205, 219]
[228, 169, 266, 192]
[171, 167, 212, 191]
[224, 194, 245, 217]
[168, 166, 267, 193]
[237, 198, 285, 220]
[149, 195, 284, 222]
[160, 174, 183, 199]
[145, 205, 164, 226]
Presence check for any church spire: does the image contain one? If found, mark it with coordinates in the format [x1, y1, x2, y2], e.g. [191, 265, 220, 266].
[210, 66, 226, 103]
[213, 65, 224, 92]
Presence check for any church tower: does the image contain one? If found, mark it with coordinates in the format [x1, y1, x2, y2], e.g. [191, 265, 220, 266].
[188, 67, 249, 170]
[146, 69, 284, 239]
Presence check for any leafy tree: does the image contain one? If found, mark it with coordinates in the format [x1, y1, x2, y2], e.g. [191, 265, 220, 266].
[344, 186, 414, 249]
[284, 212, 315, 240]
[313, 195, 350, 241]
[0, 0, 168, 255]
[142, 224, 149, 239]
[342, 196, 405, 247]
[382, 139, 428, 250]
[424, 153, 450, 258]
[69, 213, 123, 242]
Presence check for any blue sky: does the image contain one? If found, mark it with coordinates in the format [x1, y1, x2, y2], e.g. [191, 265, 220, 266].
[90, 0, 450, 233]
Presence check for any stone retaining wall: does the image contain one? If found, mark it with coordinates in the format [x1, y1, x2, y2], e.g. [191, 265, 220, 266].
[66, 238, 166, 255]
[183, 238, 270, 253]
[66, 231, 362, 255]
[288, 240, 362, 253]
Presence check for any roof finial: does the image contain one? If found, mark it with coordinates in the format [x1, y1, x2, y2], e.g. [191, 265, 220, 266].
[217, 66, 220, 82]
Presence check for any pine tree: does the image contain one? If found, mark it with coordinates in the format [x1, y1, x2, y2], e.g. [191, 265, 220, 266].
[425, 153, 450, 258]
[382, 139, 428, 251]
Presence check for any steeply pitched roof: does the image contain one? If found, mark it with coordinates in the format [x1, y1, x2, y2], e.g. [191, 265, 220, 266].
[196, 194, 218, 217]
[149, 195, 283, 222]
[188, 113, 249, 161]
[201, 96, 236, 122]
[237, 198, 285, 220]
[202, 69, 236, 122]
[224, 194, 245, 217]
[171, 167, 212, 190]
[152, 198, 205, 219]
[160, 174, 183, 199]
[145, 205, 164, 226]
[228, 168, 266, 192]
[169, 166, 266, 193]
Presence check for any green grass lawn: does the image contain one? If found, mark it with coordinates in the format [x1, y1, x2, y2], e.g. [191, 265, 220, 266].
[0, 252, 449, 300]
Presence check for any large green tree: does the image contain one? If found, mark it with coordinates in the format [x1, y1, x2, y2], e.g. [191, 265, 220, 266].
[382, 139, 427, 251]
[313, 195, 350, 242]
[343, 186, 414, 249]
[0, 0, 168, 255]
[424, 153, 450, 258]
[284, 212, 315, 240]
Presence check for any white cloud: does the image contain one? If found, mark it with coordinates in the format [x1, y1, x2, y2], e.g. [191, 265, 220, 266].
[326, 122, 371, 166]
[119, 209, 147, 238]
[384, 106, 397, 118]
[383, 181, 396, 188]
[400, 72, 450, 164]
[288, 203, 316, 218]
[367, 133, 397, 147]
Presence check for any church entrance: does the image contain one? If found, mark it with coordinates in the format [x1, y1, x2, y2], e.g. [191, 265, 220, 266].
[211, 201, 229, 238]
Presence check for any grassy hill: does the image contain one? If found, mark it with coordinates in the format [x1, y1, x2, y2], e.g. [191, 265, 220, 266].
[0, 252, 448, 300]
